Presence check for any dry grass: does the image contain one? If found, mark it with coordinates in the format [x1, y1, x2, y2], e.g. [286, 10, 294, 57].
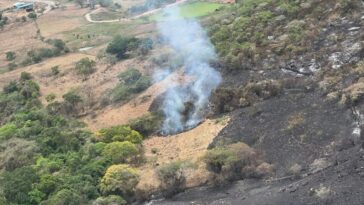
[37, 5, 89, 38]
[287, 112, 305, 130]
[137, 117, 230, 194]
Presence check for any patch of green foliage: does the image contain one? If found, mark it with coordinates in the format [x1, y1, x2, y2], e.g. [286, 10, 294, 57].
[106, 35, 153, 60]
[0, 74, 146, 204]
[21, 39, 69, 67]
[156, 161, 193, 197]
[107, 68, 152, 103]
[149, 2, 224, 21]
[75, 57, 96, 77]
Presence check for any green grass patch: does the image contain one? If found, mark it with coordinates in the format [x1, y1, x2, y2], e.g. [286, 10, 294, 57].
[149, 2, 225, 21]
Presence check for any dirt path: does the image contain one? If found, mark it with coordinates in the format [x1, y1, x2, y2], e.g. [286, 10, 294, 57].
[84, 0, 188, 23]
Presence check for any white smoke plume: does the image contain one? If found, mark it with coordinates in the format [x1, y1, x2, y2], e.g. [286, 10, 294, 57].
[157, 7, 222, 135]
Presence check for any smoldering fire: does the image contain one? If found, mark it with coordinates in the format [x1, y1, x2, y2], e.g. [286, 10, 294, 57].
[156, 7, 221, 135]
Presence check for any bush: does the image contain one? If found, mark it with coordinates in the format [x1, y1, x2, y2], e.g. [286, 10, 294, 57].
[51, 66, 60, 76]
[45, 93, 56, 102]
[156, 161, 192, 197]
[75, 57, 96, 77]
[63, 90, 82, 105]
[102, 141, 140, 164]
[8, 62, 17, 70]
[27, 12, 37, 19]
[97, 125, 143, 144]
[118, 68, 142, 85]
[203, 143, 261, 183]
[5, 51, 16, 61]
[128, 76, 151, 93]
[106, 35, 140, 59]
[100, 165, 140, 198]
[94, 195, 127, 205]
[20, 71, 32, 81]
[128, 113, 162, 136]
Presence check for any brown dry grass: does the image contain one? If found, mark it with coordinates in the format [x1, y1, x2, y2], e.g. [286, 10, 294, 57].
[37, 5, 89, 38]
[0, 53, 95, 100]
[137, 117, 230, 194]
[83, 70, 185, 130]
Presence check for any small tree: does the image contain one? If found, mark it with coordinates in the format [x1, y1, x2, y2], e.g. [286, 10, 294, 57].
[100, 165, 140, 198]
[5, 51, 16, 61]
[102, 141, 140, 164]
[106, 36, 139, 59]
[75, 58, 96, 77]
[63, 90, 82, 107]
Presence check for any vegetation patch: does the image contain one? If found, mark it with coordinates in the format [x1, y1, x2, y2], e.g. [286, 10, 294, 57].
[149, 2, 224, 21]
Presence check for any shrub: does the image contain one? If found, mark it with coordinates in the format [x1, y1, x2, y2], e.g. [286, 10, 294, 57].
[100, 165, 140, 197]
[111, 85, 130, 102]
[51, 66, 60, 76]
[128, 113, 162, 136]
[63, 90, 82, 106]
[106, 35, 140, 59]
[5, 51, 16, 61]
[97, 125, 143, 144]
[156, 161, 192, 197]
[28, 12, 37, 19]
[75, 57, 96, 77]
[20, 71, 32, 81]
[102, 141, 140, 164]
[45, 93, 56, 103]
[128, 76, 151, 93]
[203, 143, 260, 183]
[118, 68, 142, 85]
[94, 195, 127, 205]
[8, 62, 17, 70]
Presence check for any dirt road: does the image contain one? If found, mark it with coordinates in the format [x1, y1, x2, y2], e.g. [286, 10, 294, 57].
[84, 0, 188, 23]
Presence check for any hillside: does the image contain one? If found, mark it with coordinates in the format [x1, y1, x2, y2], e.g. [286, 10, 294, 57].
[0, 0, 363, 204]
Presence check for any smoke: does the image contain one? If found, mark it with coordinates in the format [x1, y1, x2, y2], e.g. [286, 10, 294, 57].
[157, 7, 222, 135]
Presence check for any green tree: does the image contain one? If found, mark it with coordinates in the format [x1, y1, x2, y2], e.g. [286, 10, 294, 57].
[102, 141, 139, 164]
[75, 57, 96, 77]
[97, 125, 143, 144]
[100, 165, 139, 197]
[106, 35, 139, 59]
[63, 90, 82, 106]
[2, 166, 39, 204]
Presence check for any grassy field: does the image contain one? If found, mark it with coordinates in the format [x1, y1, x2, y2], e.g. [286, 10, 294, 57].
[90, 12, 123, 21]
[149, 2, 224, 21]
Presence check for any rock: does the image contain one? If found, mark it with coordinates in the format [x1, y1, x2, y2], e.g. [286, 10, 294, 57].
[300, 2, 312, 9]
[348, 27, 360, 31]
[289, 163, 303, 176]
[309, 158, 331, 174]
[278, 34, 289, 42]
[275, 15, 286, 22]
[314, 184, 331, 199]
